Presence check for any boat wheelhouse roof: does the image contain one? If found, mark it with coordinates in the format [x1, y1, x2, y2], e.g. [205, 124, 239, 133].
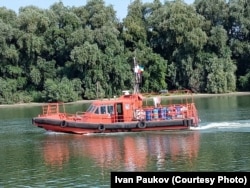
[91, 93, 144, 105]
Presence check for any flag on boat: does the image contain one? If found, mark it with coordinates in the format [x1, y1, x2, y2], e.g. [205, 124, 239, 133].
[139, 66, 144, 72]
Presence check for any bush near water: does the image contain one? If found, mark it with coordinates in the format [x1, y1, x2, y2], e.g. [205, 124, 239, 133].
[0, 0, 249, 104]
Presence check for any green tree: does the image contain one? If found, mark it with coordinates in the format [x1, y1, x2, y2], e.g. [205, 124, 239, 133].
[123, 0, 147, 51]
[195, 0, 236, 93]
[42, 77, 82, 102]
[148, 0, 207, 91]
[228, 0, 250, 91]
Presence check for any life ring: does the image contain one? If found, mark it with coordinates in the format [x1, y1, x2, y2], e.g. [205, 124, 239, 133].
[98, 124, 105, 132]
[60, 120, 67, 127]
[137, 121, 146, 129]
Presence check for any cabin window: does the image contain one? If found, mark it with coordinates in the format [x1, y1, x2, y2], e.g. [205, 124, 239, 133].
[117, 104, 122, 114]
[107, 105, 114, 114]
[100, 105, 107, 114]
[94, 105, 113, 114]
[86, 105, 92, 112]
[94, 107, 99, 114]
[87, 105, 96, 112]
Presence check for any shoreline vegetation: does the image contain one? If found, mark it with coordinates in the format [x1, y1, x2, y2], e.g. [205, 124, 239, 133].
[0, 1, 250, 107]
[1, 91, 250, 108]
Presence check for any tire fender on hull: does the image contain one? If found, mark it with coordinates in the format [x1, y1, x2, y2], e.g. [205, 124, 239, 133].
[60, 120, 67, 127]
[137, 120, 146, 129]
[98, 124, 105, 132]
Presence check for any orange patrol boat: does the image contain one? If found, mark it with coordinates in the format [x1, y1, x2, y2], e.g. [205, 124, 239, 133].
[32, 58, 200, 134]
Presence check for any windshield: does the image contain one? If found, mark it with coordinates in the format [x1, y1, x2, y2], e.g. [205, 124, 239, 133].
[86, 105, 96, 112]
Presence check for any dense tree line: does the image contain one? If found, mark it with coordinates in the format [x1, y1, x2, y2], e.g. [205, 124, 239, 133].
[0, 0, 249, 104]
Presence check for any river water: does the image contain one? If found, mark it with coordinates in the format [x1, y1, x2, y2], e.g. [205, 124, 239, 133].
[0, 94, 250, 187]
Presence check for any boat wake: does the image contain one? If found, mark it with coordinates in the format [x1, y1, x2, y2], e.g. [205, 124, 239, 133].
[190, 120, 250, 131]
[44, 131, 67, 135]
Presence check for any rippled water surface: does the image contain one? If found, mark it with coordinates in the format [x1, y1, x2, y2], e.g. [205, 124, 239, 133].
[0, 94, 250, 187]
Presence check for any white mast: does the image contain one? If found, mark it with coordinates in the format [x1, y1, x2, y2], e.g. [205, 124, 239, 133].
[133, 57, 141, 94]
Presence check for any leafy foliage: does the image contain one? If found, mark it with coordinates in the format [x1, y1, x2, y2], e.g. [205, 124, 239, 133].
[0, 0, 249, 104]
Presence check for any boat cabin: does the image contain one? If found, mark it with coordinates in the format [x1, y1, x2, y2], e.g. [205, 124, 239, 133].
[82, 93, 144, 123]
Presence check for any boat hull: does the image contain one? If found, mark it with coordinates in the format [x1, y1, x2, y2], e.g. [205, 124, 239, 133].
[32, 117, 193, 134]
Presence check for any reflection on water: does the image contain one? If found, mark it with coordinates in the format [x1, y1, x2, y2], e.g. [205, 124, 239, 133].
[42, 131, 200, 171]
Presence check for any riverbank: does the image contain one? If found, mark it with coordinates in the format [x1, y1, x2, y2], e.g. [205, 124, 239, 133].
[1, 91, 250, 108]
